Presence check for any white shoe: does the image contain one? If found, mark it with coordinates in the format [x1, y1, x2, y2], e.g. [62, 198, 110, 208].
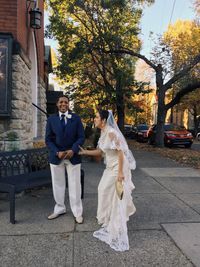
[75, 216, 83, 224]
[47, 211, 66, 220]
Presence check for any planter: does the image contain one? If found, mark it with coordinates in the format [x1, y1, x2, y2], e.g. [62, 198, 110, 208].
[4, 140, 20, 151]
[2, 131, 20, 151]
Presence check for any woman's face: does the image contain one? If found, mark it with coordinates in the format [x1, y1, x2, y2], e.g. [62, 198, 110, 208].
[94, 112, 104, 129]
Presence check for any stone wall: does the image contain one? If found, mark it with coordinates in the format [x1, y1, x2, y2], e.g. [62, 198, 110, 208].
[37, 78, 47, 139]
[0, 54, 32, 150]
[0, 54, 47, 151]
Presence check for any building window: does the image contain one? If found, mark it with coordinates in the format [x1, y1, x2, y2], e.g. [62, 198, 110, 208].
[0, 34, 12, 117]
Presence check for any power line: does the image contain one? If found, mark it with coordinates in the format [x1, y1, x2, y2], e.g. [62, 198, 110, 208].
[169, 0, 177, 25]
[159, 1, 167, 34]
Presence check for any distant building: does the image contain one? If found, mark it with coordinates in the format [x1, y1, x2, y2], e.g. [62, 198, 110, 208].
[0, 0, 52, 150]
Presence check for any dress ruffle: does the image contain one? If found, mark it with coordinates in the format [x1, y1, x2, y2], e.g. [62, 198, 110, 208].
[94, 126, 136, 251]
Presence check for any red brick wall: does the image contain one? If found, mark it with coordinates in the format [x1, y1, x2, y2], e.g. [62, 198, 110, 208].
[33, 0, 44, 80]
[0, 0, 17, 37]
[0, 0, 44, 80]
[17, 0, 28, 52]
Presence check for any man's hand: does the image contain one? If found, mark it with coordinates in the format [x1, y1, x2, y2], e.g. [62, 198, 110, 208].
[57, 151, 67, 159]
[64, 150, 74, 159]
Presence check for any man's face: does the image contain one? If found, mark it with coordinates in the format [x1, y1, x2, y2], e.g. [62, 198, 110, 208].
[56, 97, 69, 113]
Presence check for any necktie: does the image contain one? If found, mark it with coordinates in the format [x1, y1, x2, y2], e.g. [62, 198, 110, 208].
[61, 114, 66, 131]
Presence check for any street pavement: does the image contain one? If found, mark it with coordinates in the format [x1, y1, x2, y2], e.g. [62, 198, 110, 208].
[0, 148, 200, 267]
[192, 140, 200, 151]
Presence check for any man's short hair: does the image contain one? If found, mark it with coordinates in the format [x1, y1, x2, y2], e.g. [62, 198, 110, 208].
[56, 95, 70, 103]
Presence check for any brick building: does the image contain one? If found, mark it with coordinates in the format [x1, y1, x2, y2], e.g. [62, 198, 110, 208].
[0, 0, 51, 150]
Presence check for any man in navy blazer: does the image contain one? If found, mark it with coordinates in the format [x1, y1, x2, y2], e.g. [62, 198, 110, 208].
[45, 95, 85, 223]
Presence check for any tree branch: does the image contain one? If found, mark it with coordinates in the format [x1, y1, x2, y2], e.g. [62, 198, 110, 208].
[106, 48, 158, 70]
[164, 54, 200, 90]
[165, 82, 200, 110]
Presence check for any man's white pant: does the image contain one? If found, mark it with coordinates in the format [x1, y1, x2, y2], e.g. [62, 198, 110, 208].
[50, 160, 83, 218]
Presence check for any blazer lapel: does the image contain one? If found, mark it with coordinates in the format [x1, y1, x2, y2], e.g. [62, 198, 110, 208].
[64, 111, 72, 134]
[55, 113, 63, 133]
[64, 111, 73, 134]
[66, 111, 73, 125]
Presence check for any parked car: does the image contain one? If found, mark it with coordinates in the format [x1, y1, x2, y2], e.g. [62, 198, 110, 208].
[124, 124, 133, 138]
[130, 126, 137, 139]
[197, 132, 200, 141]
[147, 123, 193, 148]
[135, 124, 149, 142]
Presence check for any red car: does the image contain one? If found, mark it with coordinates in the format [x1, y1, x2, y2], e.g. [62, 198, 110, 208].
[135, 124, 149, 142]
[147, 124, 193, 148]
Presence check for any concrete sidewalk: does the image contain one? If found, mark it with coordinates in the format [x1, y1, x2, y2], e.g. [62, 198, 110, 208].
[0, 149, 200, 267]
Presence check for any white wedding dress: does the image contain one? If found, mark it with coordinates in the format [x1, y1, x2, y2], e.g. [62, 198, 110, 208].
[93, 125, 136, 252]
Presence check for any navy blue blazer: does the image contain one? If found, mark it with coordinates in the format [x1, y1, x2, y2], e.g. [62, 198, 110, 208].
[45, 111, 85, 165]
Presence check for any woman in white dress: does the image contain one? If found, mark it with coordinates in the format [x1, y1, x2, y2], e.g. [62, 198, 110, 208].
[79, 110, 136, 252]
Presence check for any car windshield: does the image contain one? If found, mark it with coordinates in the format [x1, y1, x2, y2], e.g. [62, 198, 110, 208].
[164, 124, 185, 131]
[137, 125, 148, 130]
[125, 125, 132, 130]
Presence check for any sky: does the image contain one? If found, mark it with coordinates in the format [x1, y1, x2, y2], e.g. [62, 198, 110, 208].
[45, 0, 196, 55]
[44, 0, 196, 88]
[140, 0, 196, 57]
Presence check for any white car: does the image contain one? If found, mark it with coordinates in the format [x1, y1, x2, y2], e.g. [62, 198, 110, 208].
[197, 132, 200, 141]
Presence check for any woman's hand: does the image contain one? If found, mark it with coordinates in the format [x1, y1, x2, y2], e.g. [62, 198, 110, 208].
[117, 172, 125, 182]
[78, 146, 87, 155]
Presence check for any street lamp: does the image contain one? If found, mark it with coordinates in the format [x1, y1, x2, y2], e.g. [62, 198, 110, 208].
[27, 0, 42, 29]
[29, 8, 42, 29]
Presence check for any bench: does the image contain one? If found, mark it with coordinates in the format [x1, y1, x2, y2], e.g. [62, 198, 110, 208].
[0, 147, 84, 224]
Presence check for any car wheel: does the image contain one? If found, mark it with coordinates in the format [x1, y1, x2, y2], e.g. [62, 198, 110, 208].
[148, 138, 154, 145]
[185, 143, 192, 148]
[165, 143, 173, 148]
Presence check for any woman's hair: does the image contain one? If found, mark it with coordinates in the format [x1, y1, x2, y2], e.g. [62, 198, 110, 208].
[98, 110, 109, 121]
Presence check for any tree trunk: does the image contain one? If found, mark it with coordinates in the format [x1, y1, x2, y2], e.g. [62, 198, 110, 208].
[117, 104, 125, 132]
[116, 73, 125, 132]
[193, 106, 199, 136]
[156, 105, 167, 147]
[155, 84, 167, 147]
